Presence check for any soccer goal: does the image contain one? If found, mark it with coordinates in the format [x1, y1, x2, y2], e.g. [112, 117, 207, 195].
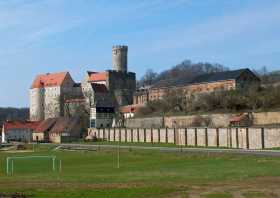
[6, 155, 61, 176]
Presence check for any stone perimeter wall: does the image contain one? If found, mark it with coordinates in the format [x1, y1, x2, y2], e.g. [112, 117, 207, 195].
[88, 127, 280, 150]
[125, 111, 280, 128]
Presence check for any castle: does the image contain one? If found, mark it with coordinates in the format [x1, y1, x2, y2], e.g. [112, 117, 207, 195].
[30, 45, 260, 128]
[30, 45, 136, 128]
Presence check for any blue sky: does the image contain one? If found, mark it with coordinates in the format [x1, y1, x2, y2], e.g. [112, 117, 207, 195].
[0, 0, 279, 107]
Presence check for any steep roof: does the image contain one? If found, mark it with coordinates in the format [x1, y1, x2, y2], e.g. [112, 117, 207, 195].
[3, 120, 41, 131]
[91, 83, 108, 93]
[151, 68, 255, 89]
[35, 118, 57, 133]
[49, 117, 80, 134]
[31, 72, 69, 88]
[88, 71, 107, 82]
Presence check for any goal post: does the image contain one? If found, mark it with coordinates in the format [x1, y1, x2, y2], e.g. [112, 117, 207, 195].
[6, 155, 59, 175]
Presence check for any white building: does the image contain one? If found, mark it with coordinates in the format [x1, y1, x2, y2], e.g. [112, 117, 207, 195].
[30, 72, 82, 121]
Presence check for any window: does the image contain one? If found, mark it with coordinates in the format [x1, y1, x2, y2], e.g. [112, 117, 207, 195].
[90, 119, 96, 128]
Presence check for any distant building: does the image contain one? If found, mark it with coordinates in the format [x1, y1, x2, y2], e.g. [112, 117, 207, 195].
[48, 117, 81, 143]
[2, 120, 41, 143]
[134, 68, 260, 105]
[119, 104, 143, 119]
[29, 72, 82, 121]
[33, 118, 57, 142]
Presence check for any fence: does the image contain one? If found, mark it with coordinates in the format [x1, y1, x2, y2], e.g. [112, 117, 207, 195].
[88, 127, 280, 150]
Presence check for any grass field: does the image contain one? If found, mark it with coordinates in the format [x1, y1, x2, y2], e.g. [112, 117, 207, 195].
[1, 144, 280, 197]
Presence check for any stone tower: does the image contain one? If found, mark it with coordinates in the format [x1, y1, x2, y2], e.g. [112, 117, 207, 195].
[112, 45, 128, 72]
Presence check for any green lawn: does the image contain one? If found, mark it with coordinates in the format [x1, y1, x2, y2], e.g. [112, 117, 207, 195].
[0, 144, 280, 197]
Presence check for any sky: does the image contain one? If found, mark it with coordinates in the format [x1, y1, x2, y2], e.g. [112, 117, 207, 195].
[0, 0, 279, 107]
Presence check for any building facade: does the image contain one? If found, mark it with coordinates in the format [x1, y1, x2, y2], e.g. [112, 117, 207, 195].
[134, 69, 260, 105]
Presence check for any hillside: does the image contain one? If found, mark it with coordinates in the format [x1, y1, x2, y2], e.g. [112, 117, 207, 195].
[138, 60, 229, 87]
[0, 107, 29, 126]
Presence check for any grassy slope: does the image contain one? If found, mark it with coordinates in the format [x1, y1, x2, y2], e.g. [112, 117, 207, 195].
[0, 145, 280, 197]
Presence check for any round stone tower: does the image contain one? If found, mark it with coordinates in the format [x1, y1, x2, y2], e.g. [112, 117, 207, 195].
[112, 45, 128, 72]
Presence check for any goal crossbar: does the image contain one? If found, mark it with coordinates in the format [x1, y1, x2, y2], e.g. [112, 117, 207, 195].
[6, 155, 57, 175]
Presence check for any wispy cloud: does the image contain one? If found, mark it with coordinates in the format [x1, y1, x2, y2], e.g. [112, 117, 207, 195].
[146, 1, 280, 52]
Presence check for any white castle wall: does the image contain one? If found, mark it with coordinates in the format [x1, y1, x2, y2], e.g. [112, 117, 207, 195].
[89, 126, 280, 150]
[30, 88, 44, 121]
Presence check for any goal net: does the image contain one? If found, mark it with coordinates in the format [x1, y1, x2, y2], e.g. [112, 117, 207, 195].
[6, 155, 60, 175]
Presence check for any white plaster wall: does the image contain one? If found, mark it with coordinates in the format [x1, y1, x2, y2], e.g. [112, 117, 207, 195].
[152, 129, 159, 143]
[187, 128, 195, 146]
[160, 129, 166, 143]
[248, 128, 262, 149]
[139, 129, 145, 142]
[264, 128, 280, 148]
[237, 128, 247, 149]
[219, 128, 228, 147]
[120, 129, 126, 142]
[230, 128, 238, 148]
[115, 128, 120, 141]
[44, 86, 61, 119]
[207, 128, 217, 147]
[132, 129, 138, 142]
[104, 129, 109, 141]
[177, 128, 186, 145]
[146, 129, 152, 143]
[109, 128, 114, 141]
[127, 128, 133, 142]
[30, 88, 44, 121]
[197, 128, 206, 147]
[167, 128, 175, 143]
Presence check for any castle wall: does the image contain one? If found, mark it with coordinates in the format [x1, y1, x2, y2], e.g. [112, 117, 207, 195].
[108, 71, 136, 106]
[89, 126, 280, 150]
[30, 88, 45, 121]
[44, 86, 62, 119]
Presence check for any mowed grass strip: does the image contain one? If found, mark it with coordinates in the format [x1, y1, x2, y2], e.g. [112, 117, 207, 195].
[0, 145, 280, 197]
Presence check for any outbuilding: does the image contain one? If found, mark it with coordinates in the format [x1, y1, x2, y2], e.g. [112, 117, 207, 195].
[1, 120, 41, 143]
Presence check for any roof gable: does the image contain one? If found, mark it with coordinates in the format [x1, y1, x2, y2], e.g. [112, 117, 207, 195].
[49, 117, 79, 134]
[35, 118, 57, 133]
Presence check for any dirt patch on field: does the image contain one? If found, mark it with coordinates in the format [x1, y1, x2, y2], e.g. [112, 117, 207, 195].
[1, 177, 280, 197]
[0, 193, 27, 198]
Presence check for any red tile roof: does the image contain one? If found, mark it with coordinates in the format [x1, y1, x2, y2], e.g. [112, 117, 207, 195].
[88, 72, 107, 82]
[31, 72, 68, 88]
[3, 120, 41, 131]
[230, 113, 247, 123]
[119, 104, 143, 114]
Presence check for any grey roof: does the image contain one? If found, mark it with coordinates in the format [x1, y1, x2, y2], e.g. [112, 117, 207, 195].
[190, 69, 251, 84]
[151, 68, 257, 89]
[49, 117, 80, 134]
